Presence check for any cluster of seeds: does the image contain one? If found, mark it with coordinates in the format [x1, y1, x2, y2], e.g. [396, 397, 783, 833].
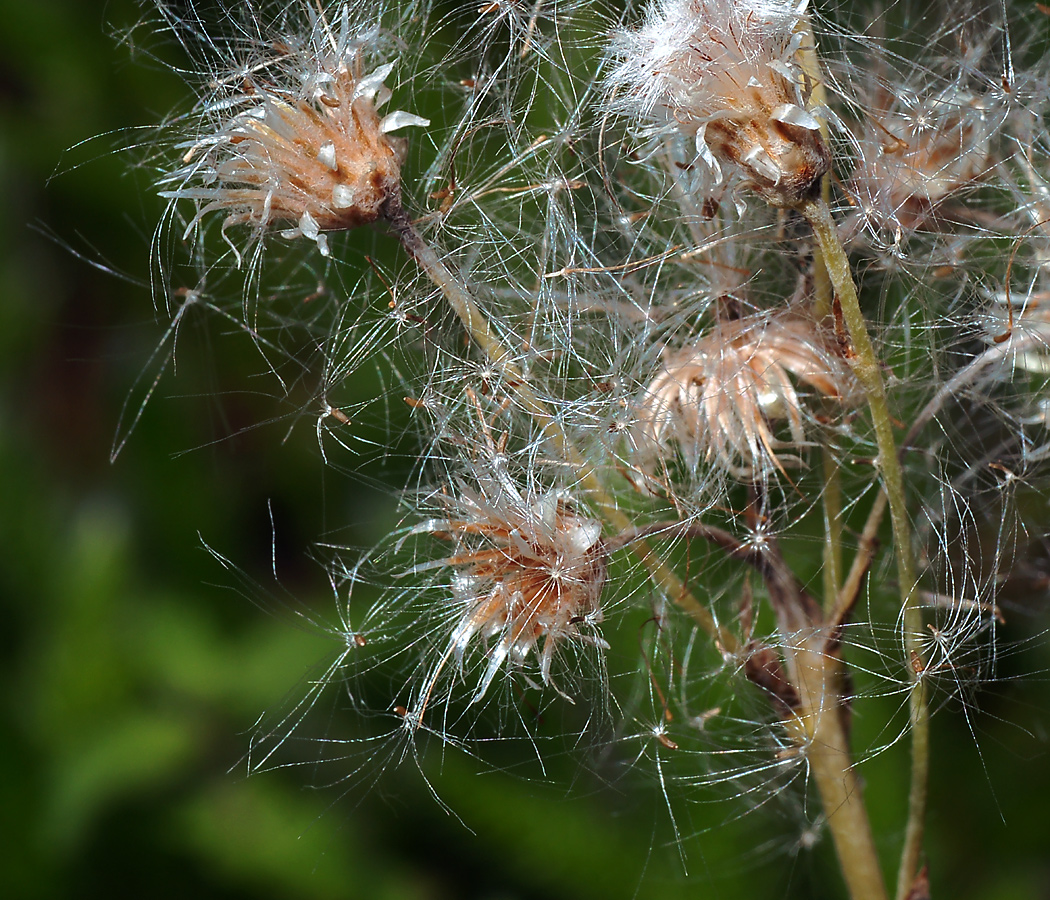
[130, 1, 1050, 893]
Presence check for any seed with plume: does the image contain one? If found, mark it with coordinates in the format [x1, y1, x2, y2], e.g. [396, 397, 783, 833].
[982, 289, 1050, 375]
[412, 476, 609, 703]
[606, 0, 830, 205]
[632, 309, 856, 478]
[160, 6, 429, 259]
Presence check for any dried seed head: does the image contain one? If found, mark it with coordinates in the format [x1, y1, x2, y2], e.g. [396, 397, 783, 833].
[160, 6, 429, 258]
[606, 0, 830, 205]
[415, 477, 609, 701]
[849, 83, 995, 233]
[632, 309, 856, 478]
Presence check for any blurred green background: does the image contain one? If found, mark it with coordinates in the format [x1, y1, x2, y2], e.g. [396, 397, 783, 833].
[3, 1, 1050, 898]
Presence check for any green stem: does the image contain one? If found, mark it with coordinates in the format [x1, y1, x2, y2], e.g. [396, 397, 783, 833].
[830, 490, 889, 628]
[822, 446, 844, 617]
[388, 207, 738, 655]
[799, 198, 928, 900]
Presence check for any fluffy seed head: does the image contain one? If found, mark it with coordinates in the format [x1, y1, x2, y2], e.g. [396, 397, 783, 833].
[849, 83, 995, 233]
[160, 5, 429, 258]
[414, 476, 609, 701]
[632, 309, 856, 478]
[606, 0, 830, 205]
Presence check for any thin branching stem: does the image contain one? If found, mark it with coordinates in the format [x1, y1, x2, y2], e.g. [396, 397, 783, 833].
[800, 197, 927, 900]
[801, 14, 847, 627]
[608, 519, 811, 592]
[822, 445, 845, 615]
[830, 490, 889, 629]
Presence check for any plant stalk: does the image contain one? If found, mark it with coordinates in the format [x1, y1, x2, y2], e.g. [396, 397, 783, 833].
[822, 446, 845, 616]
[799, 198, 928, 899]
[787, 640, 888, 900]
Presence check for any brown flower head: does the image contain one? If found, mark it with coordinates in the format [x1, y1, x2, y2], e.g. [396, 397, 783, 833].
[849, 83, 995, 234]
[160, 6, 428, 259]
[413, 476, 609, 702]
[606, 0, 830, 205]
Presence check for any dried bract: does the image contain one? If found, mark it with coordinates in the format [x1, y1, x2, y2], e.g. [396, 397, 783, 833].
[414, 476, 609, 701]
[632, 309, 855, 477]
[606, 0, 830, 205]
[159, 5, 429, 258]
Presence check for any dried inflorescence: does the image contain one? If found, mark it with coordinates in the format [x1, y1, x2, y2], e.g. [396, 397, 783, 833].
[159, 5, 428, 258]
[413, 475, 609, 702]
[606, 0, 830, 205]
[631, 309, 856, 478]
[848, 81, 996, 235]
